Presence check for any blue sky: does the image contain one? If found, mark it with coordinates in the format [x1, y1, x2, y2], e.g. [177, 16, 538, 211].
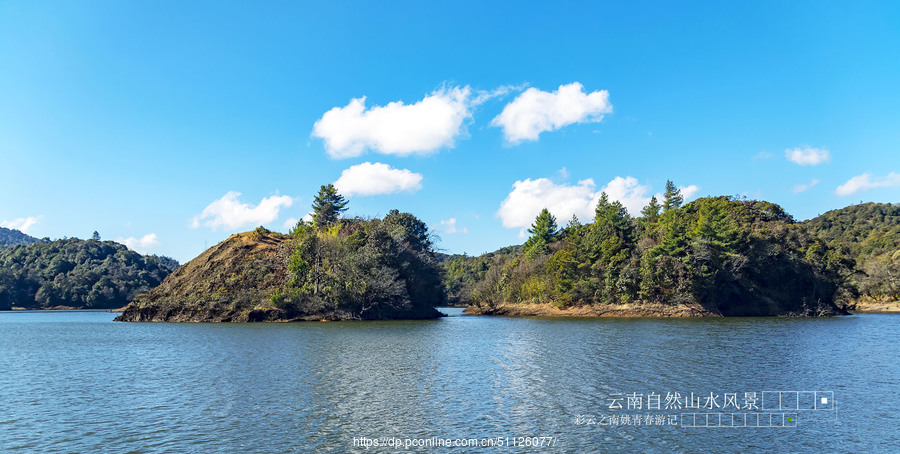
[1, 1, 899, 263]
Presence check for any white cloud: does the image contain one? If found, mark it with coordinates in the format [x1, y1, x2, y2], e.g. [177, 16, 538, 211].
[439, 218, 468, 234]
[497, 176, 679, 235]
[753, 151, 776, 161]
[680, 184, 700, 200]
[191, 191, 294, 231]
[491, 82, 612, 143]
[117, 233, 159, 254]
[333, 162, 423, 196]
[792, 179, 820, 194]
[785, 146, 831, 166]
[1, 216, 40, 234]
[835, 172, 900, 196]
[283, 217, 298, 229]
[312, 86, 473, 158]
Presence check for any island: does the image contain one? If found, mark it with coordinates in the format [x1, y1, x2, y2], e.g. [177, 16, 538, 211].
[445, 183, 898, 317]
[116, 185, 445, 322]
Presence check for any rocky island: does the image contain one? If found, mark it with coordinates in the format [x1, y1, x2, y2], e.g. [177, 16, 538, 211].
[116, 185, 445, 322]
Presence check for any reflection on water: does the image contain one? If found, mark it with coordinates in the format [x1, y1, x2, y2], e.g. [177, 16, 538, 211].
[0, 310, 897, 452]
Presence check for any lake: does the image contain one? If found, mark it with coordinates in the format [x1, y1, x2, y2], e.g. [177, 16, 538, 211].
[1, 309, 897, 452]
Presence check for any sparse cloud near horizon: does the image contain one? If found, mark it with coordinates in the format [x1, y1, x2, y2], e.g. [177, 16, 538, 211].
[333, 162, 423, 196]
[191, 191, 294, 231]
[439, 218, 468, 234]
[793, 179, 821, 194]
[835, 172, 900, 196]
[312, 86, 474, 158]
[117, 233, 159, 254]
[786, 146, 831, 166]
[497, 176, 692, 237]
[1, 216, 41, 234]
[491, 82, 612, 144]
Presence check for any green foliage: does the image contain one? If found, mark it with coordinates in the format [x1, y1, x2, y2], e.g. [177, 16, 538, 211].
[0, 238, 179, 310]
[662, 180, 683, 211]
[524, 208, 558, 257]
[0, 227, 39, 249]
[311, 183, 349, 227]
[802, 202, 900, 300]
[281, 211, 445, 319]
[453, 192, 855, 316]
[641, 196, 661, 221]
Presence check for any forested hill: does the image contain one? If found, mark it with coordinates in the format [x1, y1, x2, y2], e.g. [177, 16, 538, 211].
[802, 203, 899, 256]
[802, 203, 899, 302]
[446, 190, 853, 316]
[0, 227, 39, 248]
[0, 238, 179, 310]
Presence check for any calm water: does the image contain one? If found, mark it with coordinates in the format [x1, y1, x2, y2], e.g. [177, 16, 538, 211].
[1, 309, 898, 453]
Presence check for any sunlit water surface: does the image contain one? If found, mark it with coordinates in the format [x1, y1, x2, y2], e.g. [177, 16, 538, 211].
[1, 309, 897, 452]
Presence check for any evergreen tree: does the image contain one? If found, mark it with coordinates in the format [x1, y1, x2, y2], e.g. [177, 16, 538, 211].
[594, 193, 631, 239]
[524, 208, 558, 256]
[528, 208, 558, 244]
[91, 231, 101, 241]
[311, 184, 348, 227]
[641, 196, 661, 220]
[663, 180, 683, 211]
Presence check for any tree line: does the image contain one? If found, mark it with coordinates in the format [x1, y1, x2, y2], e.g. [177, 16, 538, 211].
[445, 181, 854, 315]
[0, 237, 179, 310]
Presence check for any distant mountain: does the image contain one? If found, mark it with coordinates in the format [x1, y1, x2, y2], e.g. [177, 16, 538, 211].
[0, 227, 40, 248]
[0, 238, 179, 310]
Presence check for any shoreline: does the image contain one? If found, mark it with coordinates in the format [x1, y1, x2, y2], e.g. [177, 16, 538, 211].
[848, 299, 900, 313]
[463, 302, 722, 318]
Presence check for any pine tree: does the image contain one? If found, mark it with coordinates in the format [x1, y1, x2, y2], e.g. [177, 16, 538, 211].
[641, 196, 661, 220]
[311, 184, 348, 227]
[524, 208, 558, 256]
[663, 180, 683, 211]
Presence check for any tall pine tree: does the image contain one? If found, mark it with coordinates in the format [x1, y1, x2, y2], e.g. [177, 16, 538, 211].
[662, 180, 683, 211]
[311, 184, 349, 227]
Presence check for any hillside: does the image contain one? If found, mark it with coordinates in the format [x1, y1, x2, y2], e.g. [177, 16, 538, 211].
[0, 238, 179, 310]
[802, 203, 899, 307]
[0, 227, 39, 248]
[454, 195, 850, 317]
[116, 229, 294, 321]
[117, 212, 445, 322]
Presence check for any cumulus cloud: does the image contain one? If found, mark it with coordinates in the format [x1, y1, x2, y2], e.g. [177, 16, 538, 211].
[439, 218, 468, 234]
[312, 86, 473, 158]
[785, 146, 831, 166]
[491, 82, 612, 143]
[1, 216, 40, 234]
[333, 162, 423, 196]
[835, 172, 900, 196]
[497, 176, 682, 236]
[191, 191, 294, 231]
[117, 233, 159, 254]
[792, 179, 820, 194]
